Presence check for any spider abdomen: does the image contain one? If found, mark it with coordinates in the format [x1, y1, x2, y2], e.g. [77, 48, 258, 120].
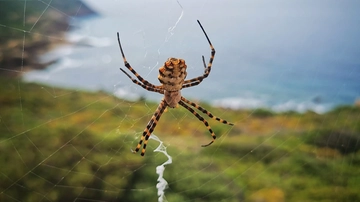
[164, 90, 181, 108]
[158, 58, 187, 91]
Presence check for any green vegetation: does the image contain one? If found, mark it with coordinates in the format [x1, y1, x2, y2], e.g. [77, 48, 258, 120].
[1, 78, 359, 201]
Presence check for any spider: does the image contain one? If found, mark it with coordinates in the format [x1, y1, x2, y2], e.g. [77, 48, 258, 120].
[117, 20, 233, 156]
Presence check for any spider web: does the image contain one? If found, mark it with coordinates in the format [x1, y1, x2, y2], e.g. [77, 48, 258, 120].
[1, 0, 360, 202]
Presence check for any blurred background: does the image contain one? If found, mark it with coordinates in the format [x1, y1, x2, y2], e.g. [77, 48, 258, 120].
[1, 0, 359, 201]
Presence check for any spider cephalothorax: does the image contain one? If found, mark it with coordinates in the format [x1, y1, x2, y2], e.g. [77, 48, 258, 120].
[158, 58, 187, 91]
[117, 20, 233, 156]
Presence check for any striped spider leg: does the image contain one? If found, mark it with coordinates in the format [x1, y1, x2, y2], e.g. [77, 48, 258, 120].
[133, 99, 168, 156]
[179, 97, 234, 147]
[118, 20, 233, 156]
[117, 32, 158, 89]
[182, 20, 215, 89]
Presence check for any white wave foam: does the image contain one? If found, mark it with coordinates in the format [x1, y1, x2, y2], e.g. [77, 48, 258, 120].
[213, 97, 266, 109]
[113, 87, 140, 101]
[271, 100, 330, 114]
[213, 96, 332, 114]
[52, 57, 84, 72]
[39, 45, 73, 63]
[67, 34, 112, 47]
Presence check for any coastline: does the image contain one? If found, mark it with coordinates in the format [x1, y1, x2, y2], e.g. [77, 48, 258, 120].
[0, 0, 97, 77]
[2, 1, 358, 113]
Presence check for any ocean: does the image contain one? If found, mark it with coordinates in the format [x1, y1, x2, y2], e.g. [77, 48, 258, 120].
[23, 0, 360, 113]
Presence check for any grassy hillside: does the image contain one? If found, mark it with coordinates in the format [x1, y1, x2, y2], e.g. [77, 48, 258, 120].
[1, 78, 359, 201]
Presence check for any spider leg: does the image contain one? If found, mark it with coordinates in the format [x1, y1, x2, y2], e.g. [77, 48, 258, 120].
[182, 20, 215, 88]
[182, 56, 206, 88]
[117, 32, 157, 88]
[133, 99, 168, 156]
[120, 68, 164, 94]
[178, 100, 216, 147]
[182, 80, 201, 89]
[181, 97, 234, 125]
[202, 55, 206, 68]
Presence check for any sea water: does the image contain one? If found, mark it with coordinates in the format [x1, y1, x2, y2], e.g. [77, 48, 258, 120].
[23, 1, 360, 113]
